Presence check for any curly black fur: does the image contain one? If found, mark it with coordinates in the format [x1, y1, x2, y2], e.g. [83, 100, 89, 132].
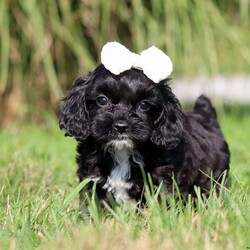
[60, 64, 230, 206]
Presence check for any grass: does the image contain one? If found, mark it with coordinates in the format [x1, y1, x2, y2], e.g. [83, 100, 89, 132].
[0, 110, 250, 250]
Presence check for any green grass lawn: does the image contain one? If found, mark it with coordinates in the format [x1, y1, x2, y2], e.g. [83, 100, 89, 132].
[0, 110, 249, 250]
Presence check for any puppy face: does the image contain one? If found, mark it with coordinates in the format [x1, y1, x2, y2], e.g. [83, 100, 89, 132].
[60, 65, 183, 149]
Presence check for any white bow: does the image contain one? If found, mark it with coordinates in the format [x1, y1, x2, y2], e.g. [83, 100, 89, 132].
[101, 41, 173, 83]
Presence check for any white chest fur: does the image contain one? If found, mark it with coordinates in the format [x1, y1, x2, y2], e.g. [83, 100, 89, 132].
[103, 147, 133, 204]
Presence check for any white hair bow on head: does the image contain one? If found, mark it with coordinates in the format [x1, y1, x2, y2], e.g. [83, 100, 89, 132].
[101, 41, 173, 83]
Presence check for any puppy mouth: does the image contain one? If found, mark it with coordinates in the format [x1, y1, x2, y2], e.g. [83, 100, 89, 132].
[117, 134, 130, 140]
[107, 136, 134, 150]
[113, 129, 132, 142]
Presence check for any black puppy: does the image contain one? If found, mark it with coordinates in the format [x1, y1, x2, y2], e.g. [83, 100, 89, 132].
[59, 64, 230, 206]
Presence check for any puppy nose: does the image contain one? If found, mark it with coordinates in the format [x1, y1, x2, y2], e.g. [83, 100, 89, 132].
[114, 120, 129, 133]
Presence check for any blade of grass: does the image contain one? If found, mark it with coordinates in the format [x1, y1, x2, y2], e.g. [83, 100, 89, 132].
[60, 179, 91, 212]
[0, 0, 9, 94]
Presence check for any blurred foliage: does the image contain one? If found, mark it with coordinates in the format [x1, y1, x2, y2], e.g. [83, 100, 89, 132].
[0, 0, 249, 126]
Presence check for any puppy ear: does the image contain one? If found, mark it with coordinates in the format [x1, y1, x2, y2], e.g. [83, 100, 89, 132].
[59, 76, 90, 140]
[151, 83, 184, 149]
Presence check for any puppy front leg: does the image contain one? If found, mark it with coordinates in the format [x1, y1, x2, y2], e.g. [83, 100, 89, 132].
[79, 181, 95, 216]
[79, 181, 116, 215]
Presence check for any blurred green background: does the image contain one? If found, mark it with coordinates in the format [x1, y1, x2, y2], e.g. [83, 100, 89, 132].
[0, 0, 250, 126]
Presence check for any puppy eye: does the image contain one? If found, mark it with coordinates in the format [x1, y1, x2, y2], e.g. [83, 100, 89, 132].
[139, 101, 151, 111]
[96, 96, 109, 106]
